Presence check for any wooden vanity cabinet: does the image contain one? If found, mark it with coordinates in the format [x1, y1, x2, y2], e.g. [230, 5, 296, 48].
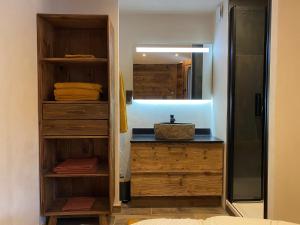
[131, 143, 224, 197]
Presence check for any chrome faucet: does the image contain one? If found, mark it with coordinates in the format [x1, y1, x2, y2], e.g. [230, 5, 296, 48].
[170, 115, 176, 124]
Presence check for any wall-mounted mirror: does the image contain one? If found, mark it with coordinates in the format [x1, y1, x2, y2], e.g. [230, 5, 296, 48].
[133, 44, 213, 100]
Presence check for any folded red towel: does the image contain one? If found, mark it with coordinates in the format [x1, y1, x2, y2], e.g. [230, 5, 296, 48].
[62, 197, 95, 211]
[53, 158, 98, 174]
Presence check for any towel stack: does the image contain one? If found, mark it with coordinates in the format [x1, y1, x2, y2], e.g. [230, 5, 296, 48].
[54, 82, 102, 101]
[53, 158, 98, 174]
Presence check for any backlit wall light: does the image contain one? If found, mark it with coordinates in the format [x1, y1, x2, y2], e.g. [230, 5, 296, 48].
[133, 99, 212, 105]
[136, 47, 209, 53]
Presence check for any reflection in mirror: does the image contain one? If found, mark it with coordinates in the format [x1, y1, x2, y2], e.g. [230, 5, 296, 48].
[133, 44, 212, 100]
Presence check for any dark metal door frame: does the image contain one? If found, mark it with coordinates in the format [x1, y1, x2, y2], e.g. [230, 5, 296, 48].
[226, 1, 272, 219]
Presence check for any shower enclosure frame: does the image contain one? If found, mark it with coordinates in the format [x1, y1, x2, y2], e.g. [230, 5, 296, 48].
[226, 0, 272, 219]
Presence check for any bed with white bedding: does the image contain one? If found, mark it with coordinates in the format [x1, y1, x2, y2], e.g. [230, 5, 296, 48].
[130, 216, 298, 225]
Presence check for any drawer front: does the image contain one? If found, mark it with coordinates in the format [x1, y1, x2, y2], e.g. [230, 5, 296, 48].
[43, 103, 109, 120]
[131, 143, 223, 173]
[131, 174, 223, 197]
[42, 120, 108, 136]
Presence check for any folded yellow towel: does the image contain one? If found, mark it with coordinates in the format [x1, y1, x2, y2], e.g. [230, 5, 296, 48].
[120, 73, 128, 133]
[54, 82, 102, 91]
[54, 89, 99, 101]
[55, 96, 99, 101]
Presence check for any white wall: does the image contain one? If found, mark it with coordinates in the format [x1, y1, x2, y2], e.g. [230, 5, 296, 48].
[268, 0, 300, 223]
[119, 13, 216, 178]
[0, 1, 42, 224]
[212, 0, 229, 205]
[0, 1, 120, 225]
[212, 1, 228, 143]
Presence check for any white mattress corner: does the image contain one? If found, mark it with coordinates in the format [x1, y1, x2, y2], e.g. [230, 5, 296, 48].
[132, 216, 300, 225]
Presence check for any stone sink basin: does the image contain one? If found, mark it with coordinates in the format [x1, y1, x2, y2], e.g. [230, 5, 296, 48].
[154, 123, 195, 140]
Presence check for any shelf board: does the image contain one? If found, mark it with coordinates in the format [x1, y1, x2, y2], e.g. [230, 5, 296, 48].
[45, 197, 109, 216]
[43, 135, 109, 139]
[44, 165, 109, 178]
[43, 100, 108, 104]
[41, 57, 108, 64]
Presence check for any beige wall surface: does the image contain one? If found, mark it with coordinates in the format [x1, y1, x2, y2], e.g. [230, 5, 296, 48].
[0, 1, 41, 224]
[268, 0, 300, 223]
[0, 1, 119, 225]
[212, 1, 228, 143]
[212, 0, 229, 205]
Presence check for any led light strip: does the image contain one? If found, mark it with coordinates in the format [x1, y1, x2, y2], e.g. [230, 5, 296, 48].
[133, 99, 212, 105]
[136, 47, 209, 53]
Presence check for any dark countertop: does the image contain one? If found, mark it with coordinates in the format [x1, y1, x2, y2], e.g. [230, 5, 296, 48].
[130, 128, 223, 143]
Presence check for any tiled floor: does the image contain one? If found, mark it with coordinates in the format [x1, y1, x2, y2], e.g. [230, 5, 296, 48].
[111, 203, 228, 225]
[232, 202, 264, 219]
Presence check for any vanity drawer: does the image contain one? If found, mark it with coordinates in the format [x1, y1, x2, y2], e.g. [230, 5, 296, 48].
[131, 173, 223, 197]
[42, 120, 108, 136]
[131, 143, 223, 173]
[43, 103, 109, 120]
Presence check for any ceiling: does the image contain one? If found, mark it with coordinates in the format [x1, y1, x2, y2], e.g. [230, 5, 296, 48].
[119, 0, 222, 14]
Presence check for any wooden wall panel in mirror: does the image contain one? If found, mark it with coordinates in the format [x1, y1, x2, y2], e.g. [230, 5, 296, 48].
[133, 44, 212, 100]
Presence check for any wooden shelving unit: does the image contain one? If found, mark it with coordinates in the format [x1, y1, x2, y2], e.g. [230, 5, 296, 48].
[37, 14, 114, 225]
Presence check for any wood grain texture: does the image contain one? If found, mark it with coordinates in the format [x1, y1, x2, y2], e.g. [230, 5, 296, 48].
[133, 64, 178, 99]
[43, 103, 109, 120]
[127, 196, 222, 208]
[131, 143, 223, 173]
[42, 120, 108, 136]
[131, 174, 223, 197]
[99, 215, 108, 225]
[45, 197, 109, 216]
[108, 19, 115, 213]
[38, 14, 108, 29]
[131, 143, 224, 198]
[48, 216, 57, 225]
[38, 14, 114, 218]
[176, 63, 184, 99]
[42, 57, 108, 64]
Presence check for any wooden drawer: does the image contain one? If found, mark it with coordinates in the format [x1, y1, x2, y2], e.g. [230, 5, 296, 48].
[131, 173, 223, 197]
[43, 103, 109, 120]
[42, 120, 108, 136]
[131, 143, 223, 173]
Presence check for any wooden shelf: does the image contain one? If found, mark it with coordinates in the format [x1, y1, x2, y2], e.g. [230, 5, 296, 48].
[45, 197, 109, 216]
[43, 135, 109, 139]
[43, 100, 108, 104]
[44, 165, 109, 178]
[38, 14, 113, 219]
[41, 57, 108, 64]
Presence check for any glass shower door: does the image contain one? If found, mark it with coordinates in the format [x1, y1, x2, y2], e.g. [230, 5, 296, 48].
[228, 6, 267, 202]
